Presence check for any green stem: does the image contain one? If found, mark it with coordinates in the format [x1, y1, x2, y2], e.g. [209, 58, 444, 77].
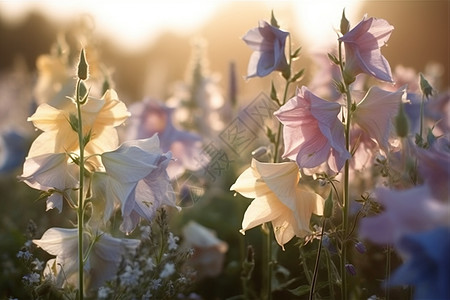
[309, 218, 326, 300]
[338, 40, 352, 300]
[385, 245, 391, 300]
[263, 224, 272, 300]
[75, 78, 85, 300]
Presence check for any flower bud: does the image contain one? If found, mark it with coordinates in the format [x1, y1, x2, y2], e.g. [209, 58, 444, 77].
[77, 48, 89, 80]
[419, 73, 433, 99]
[395, 101, 409, 138]
[345, 263, 356, 276]
[354, 241, 366, 254]
[340, 9, 350, 35]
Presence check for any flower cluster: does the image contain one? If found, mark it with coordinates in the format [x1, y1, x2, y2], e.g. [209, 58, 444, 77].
[233, 10, 449, 300]
[18, 45, 182, 297]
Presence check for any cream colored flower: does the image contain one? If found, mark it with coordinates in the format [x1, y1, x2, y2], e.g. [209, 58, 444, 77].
[230, 159, 324, 249]
[27, 89, 130, 169]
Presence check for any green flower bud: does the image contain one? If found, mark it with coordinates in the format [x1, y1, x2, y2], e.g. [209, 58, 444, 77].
[395, 101, 409, 138]
[323, 191, 333, 218]
[340, 9, 350, 35]
[419, 73, 433, 99]
[77, 48, 89, 80]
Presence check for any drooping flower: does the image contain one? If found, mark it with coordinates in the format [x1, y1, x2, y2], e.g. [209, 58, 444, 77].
[339, 15, 394, 82]
[387, 227, 450, 300]
[274, 86, 350, 173]
[359, 185, 449, 245]
[100, 135, 179, 234]
[18, 152, 78, 212]
[126, 99, 203, 179]
[33, 227, 140, 292]
[242, 20, 289, 78]
[27, 89, 130, 169]
[352, 86, 405, 151]
[0, 130, 28, 174]
[230, 159, 324, 249]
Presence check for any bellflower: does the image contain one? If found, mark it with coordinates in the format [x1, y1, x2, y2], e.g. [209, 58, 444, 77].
[27, 89, 130, 169]
[230, 159, 324, 249]
[415, 136, 450, 201]
[339, 15, 394, 82]
[18, 152, 78, 212]
[387, 227, 450, 300]
[242, 20, 289, 78]
[274, 86, 350, 173]
[126, 99, 203, 179]
[359, 185, 449, 245]
[0, 130, 28, 174]
[352, 86, 405, 151]
[33, 227, 140, 292]
[100, 135, 179, 234]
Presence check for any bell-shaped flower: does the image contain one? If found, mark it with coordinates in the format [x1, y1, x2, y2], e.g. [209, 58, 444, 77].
[33, 227, 140, 293]
[387, 227, 450, 300]
[0, 130, 28, 174]
[125, 99, 203, 179]
[352, 86, 405, 152]
[18, 152, 78, 212]
[339, 15, 394, 82]
[415, 136, 450, 201]
[274, 86, 350, 173]
[359, 185, 449, 245]
[242, 20, 289, 78]
[100, 135, 179, 234]
[230, 159, 324, 249]
[27, 89, 130, 169]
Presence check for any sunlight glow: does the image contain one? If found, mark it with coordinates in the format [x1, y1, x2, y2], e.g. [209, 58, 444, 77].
[294, 0, 362, 51]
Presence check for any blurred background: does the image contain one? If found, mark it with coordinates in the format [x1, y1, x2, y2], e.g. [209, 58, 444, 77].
[0, 1, 448, 299]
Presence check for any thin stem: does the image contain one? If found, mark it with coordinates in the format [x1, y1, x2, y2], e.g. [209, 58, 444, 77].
[75, 78, 85, 300]
[263, 224, 272, 300]
[385, 245, 392, 300]
[309, 218, 326, 300]
[338, 40, 352, 300]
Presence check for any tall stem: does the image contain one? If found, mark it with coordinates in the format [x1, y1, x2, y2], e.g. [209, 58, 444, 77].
[309, 218, 326, 300]
[75, 78, 85, 300]
[338, 40, 352, 300]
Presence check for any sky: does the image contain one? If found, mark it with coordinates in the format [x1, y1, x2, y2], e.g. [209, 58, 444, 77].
[0, 0, 362, 51]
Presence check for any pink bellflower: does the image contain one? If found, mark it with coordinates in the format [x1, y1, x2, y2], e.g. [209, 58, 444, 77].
[274, 86, 350, 173]
[339, 15, 394, 82]
[242, 20, 289, 78]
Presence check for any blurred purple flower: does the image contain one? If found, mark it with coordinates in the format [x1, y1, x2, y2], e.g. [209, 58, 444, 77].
[126, 99, 203, 179]
[0, 130, 28, 174]
[242, 20, 289, 78]
[274, 86, 350, 173]
[415, 136, 450, 201]
[359, 185, 449, 245]
[388, 227, 450, 300]
[339, 15, 394, 82]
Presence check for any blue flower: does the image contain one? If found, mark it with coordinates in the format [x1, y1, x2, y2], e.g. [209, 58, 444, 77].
[388, 227, 450, 300]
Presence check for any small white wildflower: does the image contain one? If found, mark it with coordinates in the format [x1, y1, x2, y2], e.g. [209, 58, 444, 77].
[24, 240, 32, 248]
[150, 278, 162, 290]
[145, 257, 155, 271]
[167, 232, 179, 251]
[98, 286, 112, 299]
[140, 225, 151, 239]
[8, 297, 18, 300]
[31, 258, 44, 271]
[141, 290, 152, 300]
[23, 272, 40, 284]
[159, 263, 175, 278]
[16, 250, 32, 260]
[120, 263, 143, 287]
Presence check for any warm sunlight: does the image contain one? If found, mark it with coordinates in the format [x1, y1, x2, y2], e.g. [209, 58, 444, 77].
[294, 0, 362, 50]
[0, 0, 227, 50]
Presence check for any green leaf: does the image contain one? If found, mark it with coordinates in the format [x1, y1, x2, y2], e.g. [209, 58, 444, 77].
[291, 68, 305, 82]
[83, 129, 92, 147]
[291, 46, 302, 58]
[288, 285, 310, 296]
[270, 82, 279, 103]
[327, 53, 340, 65]
[270, 10, 280, 28]
[68, 113, 79, 133]
[323, 190, 333, 218]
